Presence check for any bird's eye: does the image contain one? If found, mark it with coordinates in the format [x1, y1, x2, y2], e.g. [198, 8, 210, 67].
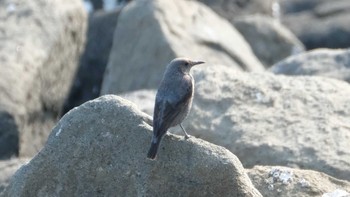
[185, 62, 189, 66]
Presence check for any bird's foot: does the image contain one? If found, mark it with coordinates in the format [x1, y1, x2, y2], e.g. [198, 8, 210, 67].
[180, 124, 191, 140]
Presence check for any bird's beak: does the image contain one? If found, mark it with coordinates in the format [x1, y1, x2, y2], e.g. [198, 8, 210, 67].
[191, 60, 205, 66]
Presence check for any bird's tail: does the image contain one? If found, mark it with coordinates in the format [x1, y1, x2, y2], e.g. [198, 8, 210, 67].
[147, 138, 160, 159]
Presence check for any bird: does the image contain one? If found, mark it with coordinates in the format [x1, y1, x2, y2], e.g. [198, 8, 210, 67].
[147, 58, 205, 159]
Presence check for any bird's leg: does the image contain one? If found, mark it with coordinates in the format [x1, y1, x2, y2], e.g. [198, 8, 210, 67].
[180, 124, 190, 139]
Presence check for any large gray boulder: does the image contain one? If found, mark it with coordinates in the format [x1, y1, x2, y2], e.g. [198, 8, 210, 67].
[2, 95, 262, 197]
[101, 0, 264, 94]
[270, 48, 350, 83]
[233, 15, 305, 67]
[113, 64, 350, 181]
[0, 158, 30, 193]
[0, 0, 86, 158]
[247, 166, 350, 197]
[185, 65, 350, 181]
[280, 0, 350, 49]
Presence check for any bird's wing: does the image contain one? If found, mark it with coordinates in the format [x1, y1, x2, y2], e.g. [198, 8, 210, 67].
[153, 83, 193, 138]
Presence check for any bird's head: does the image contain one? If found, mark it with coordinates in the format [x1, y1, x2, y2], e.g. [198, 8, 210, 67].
[168, 58, 205, 74]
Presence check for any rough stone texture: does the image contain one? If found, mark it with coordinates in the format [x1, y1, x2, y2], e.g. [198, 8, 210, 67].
[2, 95, 262, 197]
[167, 65, 349, 181]
[233, 15, 305, 67]
[64, 9, 121, 114]
[0, 158, 30, 193]
[270, 48, 350, 83]
[0, 0, 86, 158]
[198, 0, 275, 19]
[189, 66, 350, 180]
[101, 0, 264, 94]
[112, 65, 350, 182]
[247, 166, 350, 197]
[280, 0, 350, 49]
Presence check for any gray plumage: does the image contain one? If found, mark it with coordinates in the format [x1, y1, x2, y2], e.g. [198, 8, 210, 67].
[147, 58, 205, 159]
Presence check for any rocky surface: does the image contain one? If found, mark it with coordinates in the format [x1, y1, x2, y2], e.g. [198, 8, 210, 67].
[64, 9, 121, 114]
[0, 0, 86, 159]
[234, 15, 305, 67]
[121, 89, 156, 116]
[247, 166, 350, 197]
[270, 48, 350, 83]
[124, 65, 350, 181]
[2, 0, 350, 195]
[101, 0, 264, 94]
[280, 0, 350, 49]
[187, 65, 350, 181]
[198, 0, 275, 20]
[0, 158, 30, 193]
[2, 95, 262, 197]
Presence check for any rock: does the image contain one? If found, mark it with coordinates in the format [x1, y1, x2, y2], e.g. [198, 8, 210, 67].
[247, 166, 350, 197]
[233, 15, 305, 67]
[2, 95, 262, 197]
[0, 158, 30, 193]
[198, 0, 275, 19]
[120, 89, 156, 116]
[270, 48, 350, 83]
[0, 0, 86, 158]
[166, 65, 350, 181]
[101, 0, 264, 94]
[323, 189, 350, 197]
[280, 0, 350, 49]
[64, 9, 121, 114]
